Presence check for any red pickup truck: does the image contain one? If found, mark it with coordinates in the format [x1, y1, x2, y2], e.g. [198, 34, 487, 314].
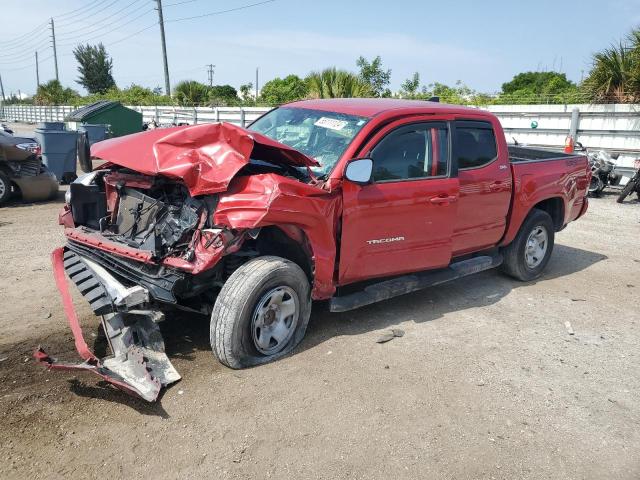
[39, 99, 590, 401]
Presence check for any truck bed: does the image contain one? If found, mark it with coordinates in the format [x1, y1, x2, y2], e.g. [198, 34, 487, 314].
[508, 145, 578, 163]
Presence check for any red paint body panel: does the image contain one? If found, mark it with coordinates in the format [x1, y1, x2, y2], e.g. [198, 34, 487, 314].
[91, 122, 317, 196]
[214, 174, 341, 298]
[500, 157, 590, 246]
[452, 113, 512, 255]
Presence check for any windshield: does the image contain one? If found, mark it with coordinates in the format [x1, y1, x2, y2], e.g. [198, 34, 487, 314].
[249, 107, 368, 176]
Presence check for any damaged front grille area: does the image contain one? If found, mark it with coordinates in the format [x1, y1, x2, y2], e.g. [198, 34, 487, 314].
[66, 241, 186, 304]
[63, 249, 114, 315]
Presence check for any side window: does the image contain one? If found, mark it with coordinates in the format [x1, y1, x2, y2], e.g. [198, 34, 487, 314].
[453, 120, 497, 169]
[371, 124, 448, 182]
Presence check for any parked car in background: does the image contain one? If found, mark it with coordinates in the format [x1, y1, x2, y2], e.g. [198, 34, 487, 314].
[0, 131, 58, 205]
[40, 99, 590, 401]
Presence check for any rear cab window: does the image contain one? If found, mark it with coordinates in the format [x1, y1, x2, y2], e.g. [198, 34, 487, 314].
[453, 120, 497, 169]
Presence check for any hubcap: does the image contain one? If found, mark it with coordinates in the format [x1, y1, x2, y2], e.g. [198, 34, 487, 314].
[0, 178, 6, 198]
[251, 286, 299, 355]
[524, 225, 548, 268]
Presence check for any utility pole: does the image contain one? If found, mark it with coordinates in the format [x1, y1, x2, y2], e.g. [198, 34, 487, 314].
[154, 0, 171, 96]
[255, 67, 259, 101]
[50, 18, 59, 82]
[0, 73, 6, 103]
[207, 64, 215, 87]
[35, 51, 40, 88]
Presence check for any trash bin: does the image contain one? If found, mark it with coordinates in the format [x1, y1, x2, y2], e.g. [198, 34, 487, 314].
[38, 121, 65, 131]
[65, 101, 142, 137]
[34, 125, 78, 184]
[78, 123, 112, 145]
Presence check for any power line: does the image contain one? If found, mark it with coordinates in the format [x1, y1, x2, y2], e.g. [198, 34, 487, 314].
[56, 0, 147, 40]
[164, 0, 200, 6]
[55, 0, 122, 28]
[166, 0, 276, 23]
[57, 7, 155, 46]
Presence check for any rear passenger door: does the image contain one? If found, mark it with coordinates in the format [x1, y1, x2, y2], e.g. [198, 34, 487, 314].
[451, 120, 511, 255]
[339, 120, 459, 285]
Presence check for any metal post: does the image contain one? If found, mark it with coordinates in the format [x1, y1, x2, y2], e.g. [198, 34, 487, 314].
[35, 51, 40, 89]
[255, 67, 259, 102]
[50, 18, 59, 82]
[207, 64, 215, 87]
[0, 73, 5, 102]
[569, 107, 580, 142]
[240, 108, 245, 127]
[155, 0, 171, 96]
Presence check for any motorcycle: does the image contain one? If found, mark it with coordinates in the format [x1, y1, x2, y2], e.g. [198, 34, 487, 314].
[587, 150, 623, 197]
[616, 159, 640, 203]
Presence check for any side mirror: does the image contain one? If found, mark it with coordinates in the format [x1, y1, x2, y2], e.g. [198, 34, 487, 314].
[344, 158, 373, 185]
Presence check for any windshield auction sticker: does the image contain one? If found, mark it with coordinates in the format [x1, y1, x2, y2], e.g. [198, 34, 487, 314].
[314, 117, 348, 131]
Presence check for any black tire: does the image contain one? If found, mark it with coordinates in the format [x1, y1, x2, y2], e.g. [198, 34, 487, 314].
[0, 171, 11, 205]
[211, 256, 312, 369]
[499, 209, 555, 282]
[77, 131, 92, 174]
[617, 179, 637, 203]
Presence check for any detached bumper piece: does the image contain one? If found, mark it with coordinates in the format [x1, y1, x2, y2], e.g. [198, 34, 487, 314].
[35, 248, 180, 402]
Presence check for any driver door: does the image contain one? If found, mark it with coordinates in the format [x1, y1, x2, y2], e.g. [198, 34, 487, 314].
[338, 120, 459, 285]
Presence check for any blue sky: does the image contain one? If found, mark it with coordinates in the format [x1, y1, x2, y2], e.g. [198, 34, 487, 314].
[1, 0, 639, 96]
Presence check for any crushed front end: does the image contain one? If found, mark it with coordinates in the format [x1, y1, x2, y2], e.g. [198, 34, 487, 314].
[37, 122, 323, 401]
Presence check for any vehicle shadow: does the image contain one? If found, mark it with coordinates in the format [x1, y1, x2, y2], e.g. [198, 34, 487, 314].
[158, 243, 606, 363]
[3, 188, 66, 207]
[296, 243, 607, 354]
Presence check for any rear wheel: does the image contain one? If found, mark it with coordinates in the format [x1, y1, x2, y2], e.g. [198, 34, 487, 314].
[500, 209, 555, 281]
[210, 256, 312, 369]
[617, 179, 637, 203]
[0, 171, 11, 205]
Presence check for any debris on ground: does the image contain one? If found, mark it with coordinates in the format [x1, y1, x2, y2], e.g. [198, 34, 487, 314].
[376, 328, 405, 343]
[564, 321, 575, 335]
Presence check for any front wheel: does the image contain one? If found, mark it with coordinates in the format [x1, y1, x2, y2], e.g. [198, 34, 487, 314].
[616, 179, 637, 203]
[0, 171, 11, 205]
[500, 209, 555, 282]
[210, 256, 312, 369]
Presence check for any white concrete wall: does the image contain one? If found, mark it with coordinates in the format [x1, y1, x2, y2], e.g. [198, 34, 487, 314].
[3, 103, 639, 153]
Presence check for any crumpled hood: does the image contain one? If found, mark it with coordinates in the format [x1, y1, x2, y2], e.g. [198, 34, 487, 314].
[90, 122, 319, 196]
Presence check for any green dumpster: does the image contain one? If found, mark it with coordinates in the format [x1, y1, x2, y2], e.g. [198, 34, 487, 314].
[65, 101, 142, 137]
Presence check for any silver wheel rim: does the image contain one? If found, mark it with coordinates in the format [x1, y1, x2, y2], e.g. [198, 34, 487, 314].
[0, 178, 6, 198]
[525, 225, 548, 268]
[251, 286, 299, 355]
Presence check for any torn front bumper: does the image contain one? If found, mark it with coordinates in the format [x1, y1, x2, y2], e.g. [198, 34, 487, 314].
[35, 247, 180, 402]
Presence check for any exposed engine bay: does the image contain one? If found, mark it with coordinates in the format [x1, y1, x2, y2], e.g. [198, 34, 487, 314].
[69, 170, 213, 261]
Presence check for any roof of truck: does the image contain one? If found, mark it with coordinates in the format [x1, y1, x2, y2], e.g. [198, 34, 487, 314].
[285, 98, 484, 118]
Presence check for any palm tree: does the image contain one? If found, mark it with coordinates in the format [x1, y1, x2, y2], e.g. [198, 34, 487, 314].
[306, 68, 371, 98]
[583, 28, 640, 103]
[173, 80, 210, 106]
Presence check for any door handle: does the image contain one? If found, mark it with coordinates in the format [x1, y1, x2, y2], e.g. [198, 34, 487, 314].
[429, 195, 457, 205]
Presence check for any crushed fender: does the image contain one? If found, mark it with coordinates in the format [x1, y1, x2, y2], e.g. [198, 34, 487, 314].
[35, 248, 180, 402]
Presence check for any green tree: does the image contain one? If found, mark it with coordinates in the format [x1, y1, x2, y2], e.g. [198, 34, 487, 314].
[208, 84, 239, 105]
[239, 83, 254, 102]
[400, 72, 421, 98]
[34, 80, 79, 105]
[73, 43, 116, 94]
[173, 80, 209, 106]
[500, 71, 579, 103]
[259, 75, 308, 105]
[356, 55, 391, 97]
[583, 28, 640, 103]
[306, 68, 371, 98]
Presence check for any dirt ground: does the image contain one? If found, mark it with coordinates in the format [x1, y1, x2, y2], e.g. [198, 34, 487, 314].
[0, 125, 639, 479]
